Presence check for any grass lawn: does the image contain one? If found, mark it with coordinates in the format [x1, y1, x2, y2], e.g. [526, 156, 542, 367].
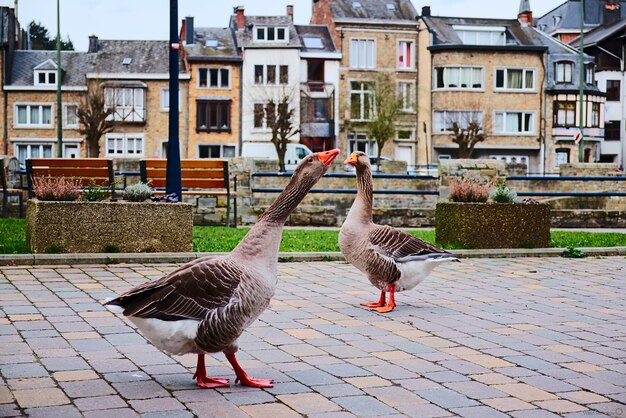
[1, 219, 624, 254]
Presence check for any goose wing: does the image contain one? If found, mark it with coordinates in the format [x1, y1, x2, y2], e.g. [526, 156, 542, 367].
[368, 225, 449, 263]
[105, 257, 246, 321]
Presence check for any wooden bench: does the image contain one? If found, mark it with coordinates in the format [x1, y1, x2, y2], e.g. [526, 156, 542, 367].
[140, 159, 237, 227]
[1, 159, 24, 217]
[26, 158, 115, 198]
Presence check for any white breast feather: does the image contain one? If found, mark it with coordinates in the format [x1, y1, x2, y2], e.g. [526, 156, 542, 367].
[395, 258, 455, 292]
[127, 317, 200, 355]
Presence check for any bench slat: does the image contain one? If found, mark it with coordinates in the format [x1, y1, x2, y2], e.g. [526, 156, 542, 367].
[144, 159, 226, 169]
[145, 168, 225, 180]
[29, 158, 110, 168]
[31, 168, 111, 179]
[149, 179, 227, 189]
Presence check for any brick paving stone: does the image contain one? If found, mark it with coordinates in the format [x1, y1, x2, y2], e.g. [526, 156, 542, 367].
[113, 381, 170, 399]
[265, 381, 312, 395]
[443, 380, 508, 399]
[0, 363, 49, 379]
[74, 395, 128, 411]
[141, 411, 195, 418]
[13, 387, 70, 408]
[83, 407, 140, 418]
[0, 385, 14, 403]
[40, 356, 90, 371]
[312, 383, 364, 397]
[222, 390, 276, 405]
[240, 403, 302, 418]
[416, 388, 479, 408]
[363, 385, 427, 407]
[534, 399, 588, 414]
[316, 363, 371, 378]
[24, 404, 82, 418]
[278, 393, 342, 414]
[344, 376, 392, 388]
[59, 379, 116, 398]
[53, 369, 99, 381]
[450, 405, 510, 418]
[494, 383, 559, 402]
[481, 397, 538, 412]
[129, 397, 186, 413]
[559, 391, 610, 404]
[285, 369, 342, 386]
[423, 370, 471, 383]
[332, 395, 397, 416]
[0, 403, 21, 417]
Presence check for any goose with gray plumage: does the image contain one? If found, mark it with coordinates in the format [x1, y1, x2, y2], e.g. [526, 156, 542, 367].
[104, 149, 340, 388]
[339, 151, 458, 313]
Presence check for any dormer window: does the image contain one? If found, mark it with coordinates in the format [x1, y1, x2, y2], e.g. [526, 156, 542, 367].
[386, 3, 396, 10]
[453, 25, 506, 46]
[255, 26, 288, 42]
[352, 2, 362, 8]
[586, 64, 595, 85]
[35, 71, 56, 86]
[205, 39, 218, 47]
[556, 61, 573, 83]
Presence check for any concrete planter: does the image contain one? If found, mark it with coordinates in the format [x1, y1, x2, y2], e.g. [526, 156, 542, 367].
[435, 202, 551, 249]
[26, 200, 193, 253]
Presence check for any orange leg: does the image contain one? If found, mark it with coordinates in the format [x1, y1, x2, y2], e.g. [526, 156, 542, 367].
[225, 353, 273, 388]
[192, 354, 229, 388]
[361, 289, 386, 308]
[374, 285, 396, 313]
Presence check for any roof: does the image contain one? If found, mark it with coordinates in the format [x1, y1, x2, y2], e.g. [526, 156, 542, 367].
[184, 27, 241, 62]
[8, 50, 94, 86]
[327, 0, 417, 22]
[535, 0, 626, 34]
[90, 40, 178, 73]
[230, 15, 301, 49]
[576, 16, 626, 46]
[294, 25, 338, 53]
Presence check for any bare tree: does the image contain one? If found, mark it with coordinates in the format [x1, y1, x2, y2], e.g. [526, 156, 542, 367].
[366, 74, 402, 172]
[447, 110, 485, 159]
[77, 85, 115, 158]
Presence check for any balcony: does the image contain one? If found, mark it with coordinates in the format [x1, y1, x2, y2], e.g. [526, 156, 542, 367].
[300, 82, 335, 138]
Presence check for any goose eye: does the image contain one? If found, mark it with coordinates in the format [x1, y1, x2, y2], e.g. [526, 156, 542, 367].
[308, 157, 314, 163]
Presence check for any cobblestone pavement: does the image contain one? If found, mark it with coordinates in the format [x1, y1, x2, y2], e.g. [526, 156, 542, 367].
[0, 257, 625, 418]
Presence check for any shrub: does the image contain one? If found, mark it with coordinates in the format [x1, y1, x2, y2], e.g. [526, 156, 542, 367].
[82, 179, 110, 202]
[491, 185, 517, 203]
[448, 178, 490, 203]
[561, 246, 587, 258]
[33, 176, 81, 201]
[125, 182, 153, 202]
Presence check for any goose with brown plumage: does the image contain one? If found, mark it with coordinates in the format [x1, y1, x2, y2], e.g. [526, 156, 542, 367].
[104, 149, 340, 389]
[339, 151, 458, 313]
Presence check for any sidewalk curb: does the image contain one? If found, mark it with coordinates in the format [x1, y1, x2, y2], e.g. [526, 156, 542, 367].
[0, 247, 624, 266]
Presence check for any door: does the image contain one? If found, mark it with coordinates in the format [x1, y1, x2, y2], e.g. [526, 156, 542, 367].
[395, 144, 413, 166]
[64, 144, 79, 159]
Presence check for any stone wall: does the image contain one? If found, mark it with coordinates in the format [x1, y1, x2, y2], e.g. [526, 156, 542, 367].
[559, 163, 624, 176]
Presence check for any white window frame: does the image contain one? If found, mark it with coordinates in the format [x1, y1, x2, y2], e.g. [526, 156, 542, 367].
[349, 38, 376, 69]
[434, 66, 484, 91]
[197, 144, 237, 159]
[62, 103, 79, 129]
[556, 61, 573, 83]
[348, 132, 377, 155]
[495, 67, 536, 92]
[453, 25, 506, 46]
[197, 67, 231, 89]
[254, 26, 288, 43]
[13, 141, 55, 168]
[489, 155, 529, 165]
[14, 103, 54, 128]
[397, 81, 415, 113]
[555, 149, 570, 168]
[397, 40, 414, 70]
[160, 88, 183, 112]
[34, 70, 57, 87]
[105, 133, 145, 158]
[433, 110, 484, 133]
[104, 87, 146, 122]
[253, 64, 288, 85]
[586, 65, 595, 85]
[349, 80, 375, 121]
[494, 110, 535, 135]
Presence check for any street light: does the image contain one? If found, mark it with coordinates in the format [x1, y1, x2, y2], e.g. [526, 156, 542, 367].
[578, 0, 585, 162]
[166, 0, 182, 200]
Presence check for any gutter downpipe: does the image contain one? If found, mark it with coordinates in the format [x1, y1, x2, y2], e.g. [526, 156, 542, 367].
[541, 51, 548, 175]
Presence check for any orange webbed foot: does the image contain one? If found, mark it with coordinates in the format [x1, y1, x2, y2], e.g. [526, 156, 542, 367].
[236, 375, 274, 388]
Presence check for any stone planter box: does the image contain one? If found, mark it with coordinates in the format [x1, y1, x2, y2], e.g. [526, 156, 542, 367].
[26, 200, 193, 253]
[435, 202, 551, 249]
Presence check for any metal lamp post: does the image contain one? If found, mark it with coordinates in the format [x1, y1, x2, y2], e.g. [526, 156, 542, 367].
[166, 0, 182, 200]
[578, 0, 585, 162]
[56, 0, 62, 157]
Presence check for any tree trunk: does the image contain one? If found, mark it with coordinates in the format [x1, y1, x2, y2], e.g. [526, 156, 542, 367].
[376, 146, 383, 173]
[87, 137, 100, 158]
[276, 143, 287, 173]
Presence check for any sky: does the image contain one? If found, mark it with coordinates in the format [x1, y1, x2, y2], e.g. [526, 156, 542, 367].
[1, 0, 567, 51]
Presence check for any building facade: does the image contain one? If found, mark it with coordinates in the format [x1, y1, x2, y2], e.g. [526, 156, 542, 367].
[311, 0, 420, 168]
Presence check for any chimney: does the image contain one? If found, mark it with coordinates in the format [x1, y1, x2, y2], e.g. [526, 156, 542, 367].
[88, 35, 98, 53]
[518, 0, 533, 26]
[287, 5, 294, 19]
[234, 6, 245, 30]
[604, 0, 620, 26]
[185, 16, 194, 45]
[421, 6, 431, 17]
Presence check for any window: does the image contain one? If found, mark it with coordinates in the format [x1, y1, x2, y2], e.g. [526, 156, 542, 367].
[160, 88, 182, 111]
[397, 41, 413, 69]
[606, 80, 621, 101]
[63, 104, 78, 129]
[198, 67, 230, 88]
[454, 26, 506, 46]
[434, 67, 483, 90]
[104, 87, 145, 122]
[15, 142, 53, 169]
[495, 111, 535, 134]
[554, 101, 576, 127]
[555, 148, 570, 167]
[34, 70, 56, 86]
[253, 102, 285, 129]
[255, 26, 288, 42]
[105, 134, 144, 157]
[197, 100, 230, 132]
[586, 65, 594, 85]
[605, 120, 620, 141]
[433, 110, 483, 132]
[15, 104, 53, 127]
[495, 68, 535, 90]
[350, 81, 374, 121]
[591, 102, 600, 127]
[303, 37, 324, 49]
[350, 39, 375, 69]
[198, 144, 236, 158]
[254, 65, 288, 85]
[398, 81, 415, 112]
[348, 133, 376, 155]
[556, 61, 573, 83]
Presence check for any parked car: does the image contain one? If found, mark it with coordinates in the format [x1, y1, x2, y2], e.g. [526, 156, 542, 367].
[241, 142, 312, 171]
[345, 155, 391, 172]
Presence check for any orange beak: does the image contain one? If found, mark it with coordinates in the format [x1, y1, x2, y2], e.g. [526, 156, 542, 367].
[344, 152, 358, 166]
[315, 148, 340, 167]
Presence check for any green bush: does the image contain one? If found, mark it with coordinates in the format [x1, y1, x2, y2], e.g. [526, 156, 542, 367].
[491, 185, 517, 203]
[82, 180, 110, 202]
[125, 182, 153, 202]
[449, 178, 490, 203]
